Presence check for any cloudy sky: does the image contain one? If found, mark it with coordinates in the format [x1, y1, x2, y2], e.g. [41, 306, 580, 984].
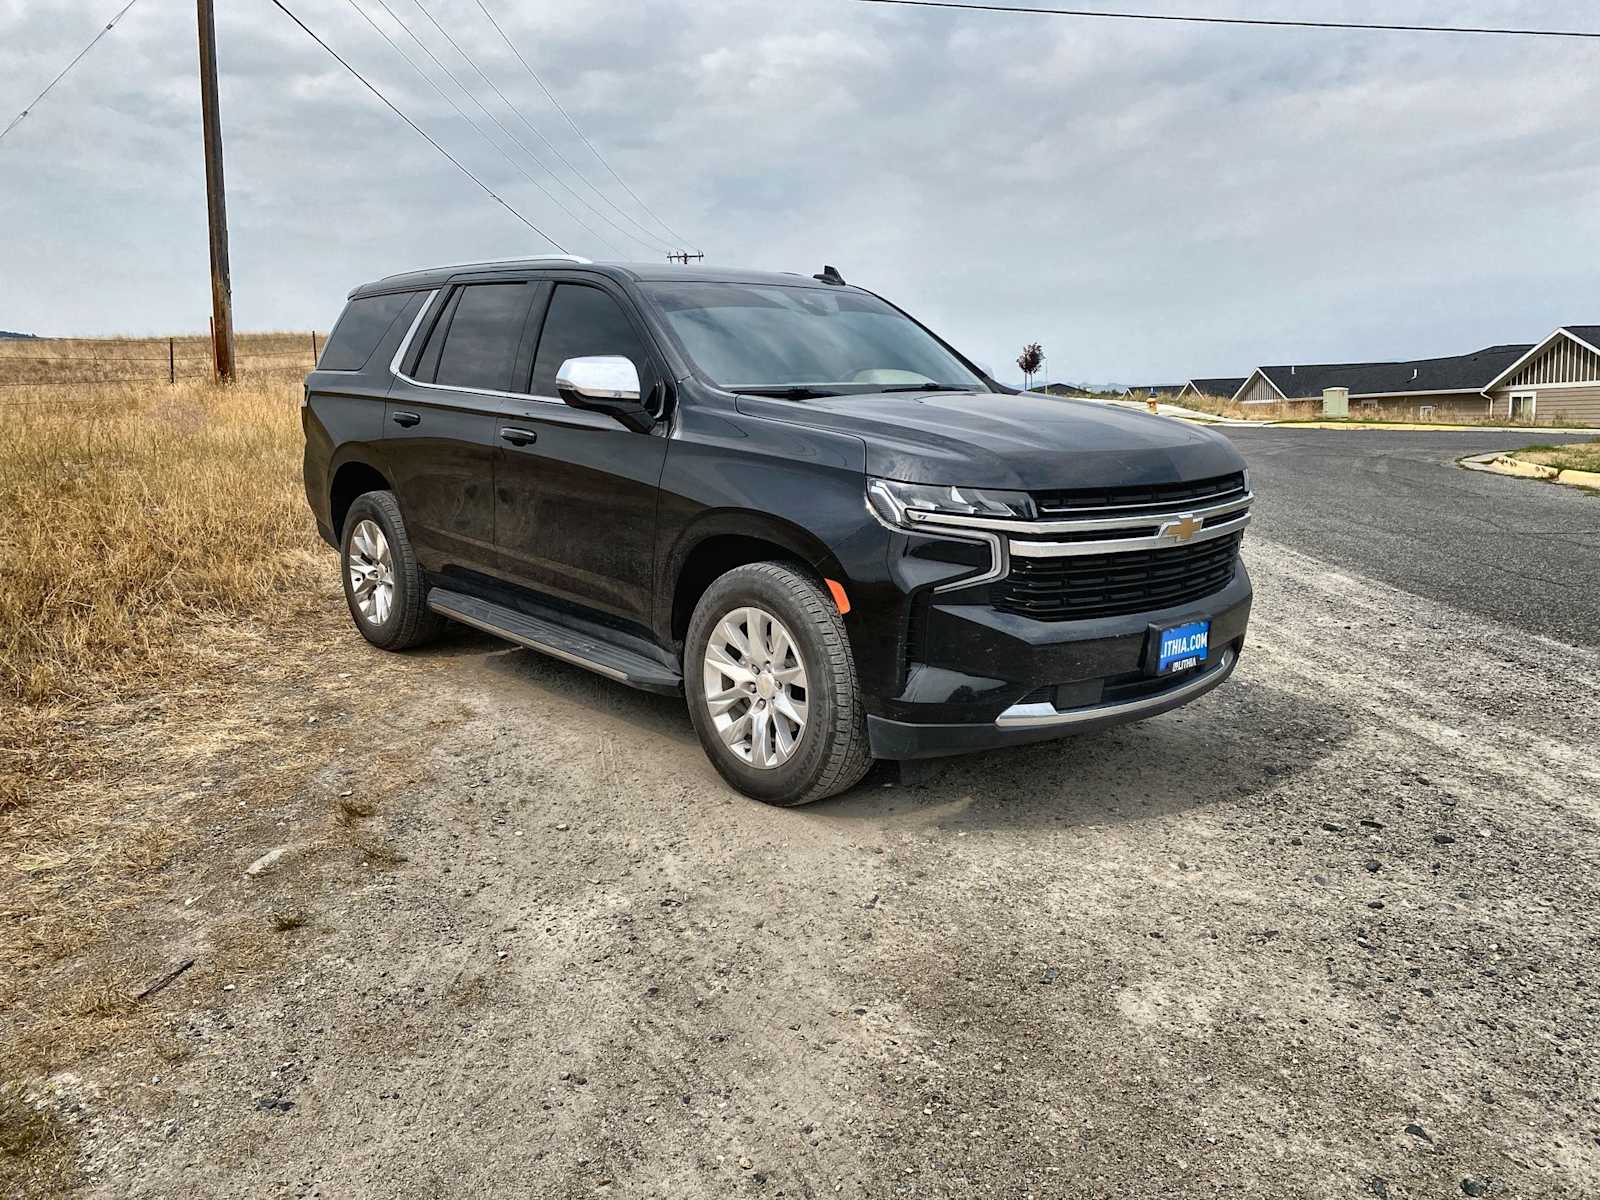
[1, 0, 1596, 385]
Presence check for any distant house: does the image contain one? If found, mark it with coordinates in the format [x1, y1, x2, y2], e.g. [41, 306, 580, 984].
[1177, 377, 1246, 402]
[1228, 339, 1555, 420]
[1121, 384, 1183, 400]
[1481, 326, 1600, 423]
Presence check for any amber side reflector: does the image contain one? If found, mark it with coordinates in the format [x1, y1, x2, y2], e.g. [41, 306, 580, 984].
[824, 578, 851, 615]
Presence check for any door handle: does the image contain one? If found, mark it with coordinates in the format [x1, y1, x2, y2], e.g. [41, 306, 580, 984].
[499, 427, 538, 446]
[392, 411, 421, 428]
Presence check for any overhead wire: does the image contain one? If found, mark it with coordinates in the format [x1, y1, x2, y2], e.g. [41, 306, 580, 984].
[1, 0, 143, 147]
[267, 0, 567, 248]
[408, 0, 676, 254]
[851, 0, 1600, 39]
[340, 0, 628, 254]
[470, 0, 700, 253]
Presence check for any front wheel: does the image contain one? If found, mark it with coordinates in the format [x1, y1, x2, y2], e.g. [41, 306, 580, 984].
[685, 562, 872, 806]
[339, 490, 443, 651]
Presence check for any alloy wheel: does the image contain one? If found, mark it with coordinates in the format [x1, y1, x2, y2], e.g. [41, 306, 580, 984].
[347, 519, 396, 625]
[702, 605, 809, 769]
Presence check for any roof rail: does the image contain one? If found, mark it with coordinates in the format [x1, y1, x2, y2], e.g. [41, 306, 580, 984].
[379, 254, 593, 282]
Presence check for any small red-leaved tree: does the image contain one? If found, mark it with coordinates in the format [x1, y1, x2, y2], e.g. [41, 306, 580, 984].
[1016, 342, 1044, 391]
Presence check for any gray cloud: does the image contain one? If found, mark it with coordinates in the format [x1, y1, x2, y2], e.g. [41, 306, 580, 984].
[1, 0, 1597, 384]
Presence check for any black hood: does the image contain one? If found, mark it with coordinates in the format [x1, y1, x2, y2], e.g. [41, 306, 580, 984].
[735, 390, 1244, 490]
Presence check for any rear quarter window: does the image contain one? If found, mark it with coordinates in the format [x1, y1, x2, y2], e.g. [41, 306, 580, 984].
[319, 291, 419, 372]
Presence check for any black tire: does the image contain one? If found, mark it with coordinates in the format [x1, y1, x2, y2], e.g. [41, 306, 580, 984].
[684, 562, 873, 806]
[339, 490, 443, 651]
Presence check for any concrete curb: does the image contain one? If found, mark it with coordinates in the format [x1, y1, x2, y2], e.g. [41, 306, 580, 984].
[1460, 453, 1600, 492]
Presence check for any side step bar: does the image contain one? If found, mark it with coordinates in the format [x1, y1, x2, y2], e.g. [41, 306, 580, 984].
[427, 590, 683, 696]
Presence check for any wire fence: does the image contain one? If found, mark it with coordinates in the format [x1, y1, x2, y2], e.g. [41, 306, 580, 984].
[0, 335, 322, 394]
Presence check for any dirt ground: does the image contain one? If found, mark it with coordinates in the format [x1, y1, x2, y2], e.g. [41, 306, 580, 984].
[6, 532, 1598, 1199]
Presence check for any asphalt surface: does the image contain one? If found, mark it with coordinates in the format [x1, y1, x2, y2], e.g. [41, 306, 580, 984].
[1221, 429, 1600, 646]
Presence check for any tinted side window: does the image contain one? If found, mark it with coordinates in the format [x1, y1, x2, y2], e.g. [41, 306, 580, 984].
[434, 283, 532, 392]
[532, 285, 653, 396]
[319, 291, 416, 371]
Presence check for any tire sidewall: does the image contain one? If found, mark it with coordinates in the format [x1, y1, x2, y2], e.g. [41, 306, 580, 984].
[340, 495, 409, 649]
[684, 568, 848, 804]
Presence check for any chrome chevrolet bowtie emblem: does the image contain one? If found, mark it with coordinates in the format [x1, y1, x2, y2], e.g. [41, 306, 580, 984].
[1162, 514, 1203, 542]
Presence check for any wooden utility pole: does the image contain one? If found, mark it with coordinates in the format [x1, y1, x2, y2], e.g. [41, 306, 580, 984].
[196, 0, 235, 382]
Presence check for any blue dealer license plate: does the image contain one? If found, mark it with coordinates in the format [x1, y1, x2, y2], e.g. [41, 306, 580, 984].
[1156, 620, 1210, 675]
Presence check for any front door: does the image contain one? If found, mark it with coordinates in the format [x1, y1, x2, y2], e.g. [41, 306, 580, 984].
[384, 281, 537, 578]
[494, 279, 669, 629]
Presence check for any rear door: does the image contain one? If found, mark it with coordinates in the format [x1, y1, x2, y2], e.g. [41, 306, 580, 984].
[493, 277, 670, 628]
[384, 280, 537, 578]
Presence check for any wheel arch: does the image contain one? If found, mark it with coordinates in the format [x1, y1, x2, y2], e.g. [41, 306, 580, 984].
[665, 513, 849, 646]
[329, 457, 393, 541]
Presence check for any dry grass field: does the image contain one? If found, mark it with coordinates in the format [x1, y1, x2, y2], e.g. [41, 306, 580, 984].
[0, 336, 375, 1195]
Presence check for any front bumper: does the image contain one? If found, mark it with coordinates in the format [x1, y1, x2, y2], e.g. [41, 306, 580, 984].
[865, 566, 1252, 760]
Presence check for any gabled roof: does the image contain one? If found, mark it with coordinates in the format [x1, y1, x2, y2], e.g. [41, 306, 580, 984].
[1183, 377, 1246, 397]
[1564, 326, 1600, 352]
[1250, 344, 1531, 400]
[1483, 326, 1600, 390]
[1122, 384, 1183, 397]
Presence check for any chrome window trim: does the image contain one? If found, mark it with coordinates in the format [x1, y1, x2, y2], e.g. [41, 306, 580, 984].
[995, 648, 1236, 729]
[903, 490, 1253, 536]
[387, 286, 564, 406]
[1007, 511, 1251, 558]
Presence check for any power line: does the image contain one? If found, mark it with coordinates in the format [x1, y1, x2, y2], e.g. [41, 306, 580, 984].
[362, 0, 656, 256]
[0, 0, 142, 147]
[341, 0, 625, 255]
[408, 0, 676, 253]
[267, 0, 564, 249]
[471, 0, 701, 253]
[853, 0, 1600, 39]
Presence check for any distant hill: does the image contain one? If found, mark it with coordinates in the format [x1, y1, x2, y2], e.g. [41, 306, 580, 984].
[0, 330, 38, 340]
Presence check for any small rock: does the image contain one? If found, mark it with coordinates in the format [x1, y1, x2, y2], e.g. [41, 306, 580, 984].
[1363, 859, 1381, 873]
[1433, 834, 1456, 845]
[1360, 819, 1384, 830]
[1039, 967, 1059, 984]
[1405, 1122, 1433, 1144]
[1461, 1179, 1487, 1197]
[1322, 822, 1345, 833]
[245, 847, 290, 877]
[1367, 901, 1385, 910]
[555, 823, 570, 832]
[738, 1156, 753, 1170]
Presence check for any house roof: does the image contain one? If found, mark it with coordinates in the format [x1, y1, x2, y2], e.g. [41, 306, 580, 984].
[1183, 377, 1246, 397]
[1482, 326, 1600, 390]
[1253, 344, 1532, 400]
[1123, 384, 1184, 396]
[1562, 326, 1600, 352]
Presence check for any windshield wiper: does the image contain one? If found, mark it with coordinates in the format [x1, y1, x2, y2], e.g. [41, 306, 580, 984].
[875, 383, 974, 393]
[732, 385, 844, 399]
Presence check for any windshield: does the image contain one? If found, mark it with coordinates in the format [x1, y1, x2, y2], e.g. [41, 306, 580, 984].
[641, 281, 987, 396]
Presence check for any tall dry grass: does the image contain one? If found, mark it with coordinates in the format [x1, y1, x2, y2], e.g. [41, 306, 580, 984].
[0, 368, 323, 706]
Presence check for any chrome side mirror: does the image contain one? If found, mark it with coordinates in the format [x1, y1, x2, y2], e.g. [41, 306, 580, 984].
[556, 356, 641, 403]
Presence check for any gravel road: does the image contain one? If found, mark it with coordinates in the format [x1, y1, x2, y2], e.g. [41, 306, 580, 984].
[40, 440, 1600, 1200]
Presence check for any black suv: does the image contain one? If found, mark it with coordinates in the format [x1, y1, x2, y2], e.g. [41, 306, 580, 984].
[303, 258, 1252, 805]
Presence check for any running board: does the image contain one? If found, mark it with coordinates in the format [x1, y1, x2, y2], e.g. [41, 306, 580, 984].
[427, 590, 683, 696]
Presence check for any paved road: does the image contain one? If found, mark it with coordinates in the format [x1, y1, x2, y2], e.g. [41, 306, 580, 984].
[1222, 428, 1600, 646]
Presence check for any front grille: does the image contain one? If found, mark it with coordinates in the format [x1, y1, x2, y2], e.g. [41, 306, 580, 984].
[1033, 472, 1245, 516]
[996, 531, 1242, 621]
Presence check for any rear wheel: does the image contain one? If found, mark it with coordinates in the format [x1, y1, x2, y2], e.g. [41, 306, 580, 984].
[685, 562, 872, 806]
[340, 491, 443, 651]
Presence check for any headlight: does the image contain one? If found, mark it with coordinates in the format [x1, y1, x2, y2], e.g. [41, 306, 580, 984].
[867, 477, 1036, 527]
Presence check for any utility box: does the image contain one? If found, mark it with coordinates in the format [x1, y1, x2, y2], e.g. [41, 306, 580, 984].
[1322, 386, 1350, 417]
